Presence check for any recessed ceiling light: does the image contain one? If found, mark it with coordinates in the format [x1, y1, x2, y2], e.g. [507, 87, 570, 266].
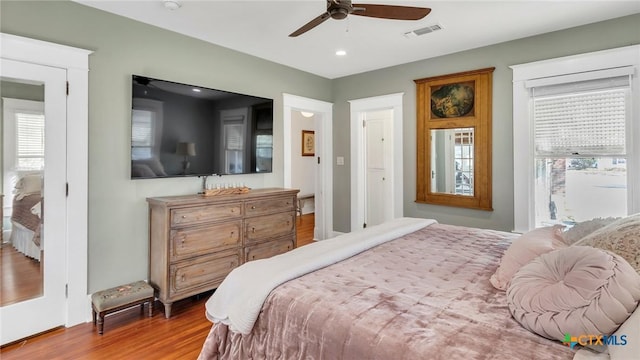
[192, 88, 201, 92]
[335, 50, 347, 56]
[163, 1, 181, 10]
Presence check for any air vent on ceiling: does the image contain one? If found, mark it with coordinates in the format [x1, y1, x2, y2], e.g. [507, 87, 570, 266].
[404, 24, 443, 38]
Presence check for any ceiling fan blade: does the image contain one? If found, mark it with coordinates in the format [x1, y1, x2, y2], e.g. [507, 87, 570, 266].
[289, 12, 332, 37]
[351, 4, 431, 20]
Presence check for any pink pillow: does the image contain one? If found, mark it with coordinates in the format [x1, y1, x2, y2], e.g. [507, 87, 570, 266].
[490, 225, 566, 290]
[507, 246, 640, 342]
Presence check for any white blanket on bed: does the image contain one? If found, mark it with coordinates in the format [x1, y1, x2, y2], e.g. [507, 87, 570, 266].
[205, 217, 436, 334]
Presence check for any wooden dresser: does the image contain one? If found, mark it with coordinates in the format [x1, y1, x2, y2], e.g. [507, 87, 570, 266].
[147, 188, 298, 318]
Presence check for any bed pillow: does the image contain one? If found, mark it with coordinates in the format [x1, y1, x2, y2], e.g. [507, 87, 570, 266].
[573, 213, 640, 274]
[562, 217, 621, 245]
[489, 225, 566, 290]
[507, 246, 640, 343]
[13, 173, 43, 200]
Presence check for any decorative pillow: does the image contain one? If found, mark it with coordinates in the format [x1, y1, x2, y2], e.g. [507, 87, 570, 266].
[573, 213, 640, 274]
[132, 163, 157, 178]
[489, 225, 566, 290]
[507, 246, 640, 343]
[562, 217, 621, 245]
[13, 173, 43, 200]
[144, 158, 167, 176]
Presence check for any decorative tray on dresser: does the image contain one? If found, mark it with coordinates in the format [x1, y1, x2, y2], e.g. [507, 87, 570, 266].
[147, 188, 299, 318]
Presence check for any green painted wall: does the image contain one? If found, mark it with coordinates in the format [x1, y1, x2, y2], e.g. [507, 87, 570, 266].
[1, 0, 638, 294]
[1, 0, 332, 293]
[331, 13, 640, 233]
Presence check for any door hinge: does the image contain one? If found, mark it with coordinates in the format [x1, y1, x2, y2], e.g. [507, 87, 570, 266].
[363, 222, 367, 228]
[362, 120, 366, 128]
[66, 81, 69, 96]
[317, 157, 320, 164]
[66, 182, 69, 197]
[65, 284, 68, 298]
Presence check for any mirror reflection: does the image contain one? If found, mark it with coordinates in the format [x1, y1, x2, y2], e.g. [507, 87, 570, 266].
[431, 127, 475, 196]
[1, 78, 45, 306]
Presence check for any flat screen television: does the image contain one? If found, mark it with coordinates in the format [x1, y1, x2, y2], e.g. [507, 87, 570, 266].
[130, 75, 273, 179]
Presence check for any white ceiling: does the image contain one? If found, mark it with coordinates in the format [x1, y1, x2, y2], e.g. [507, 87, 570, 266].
[74, 0, 640, 79]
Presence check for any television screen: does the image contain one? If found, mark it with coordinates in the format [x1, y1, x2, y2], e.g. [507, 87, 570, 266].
[130, 75, 273, 179]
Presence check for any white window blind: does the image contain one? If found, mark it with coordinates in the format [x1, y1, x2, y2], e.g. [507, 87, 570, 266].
[16, 111, 45, 170]
[131, 109, 154, 160]
[224, 123, 244, 150]
[532, 75, 629, 156]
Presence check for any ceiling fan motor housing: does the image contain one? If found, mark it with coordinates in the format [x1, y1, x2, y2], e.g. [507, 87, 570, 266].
[329, 0, 351, 20]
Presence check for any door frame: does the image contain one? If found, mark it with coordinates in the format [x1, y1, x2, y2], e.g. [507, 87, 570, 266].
[283, 93, 333, 240]
[349, 93, 404, 231]
[1, 33, 92, 330]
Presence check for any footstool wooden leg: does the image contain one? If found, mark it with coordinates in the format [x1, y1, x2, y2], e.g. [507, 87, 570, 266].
[97, 313, 105, 335]
[148, 298, 153, 317]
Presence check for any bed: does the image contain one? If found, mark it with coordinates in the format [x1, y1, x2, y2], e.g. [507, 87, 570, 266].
[198, 217, 640, 360]
[9, 174, 43, 261]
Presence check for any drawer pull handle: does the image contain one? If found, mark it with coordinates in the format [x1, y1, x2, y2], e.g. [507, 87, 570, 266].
[251, 205, 256, 210]
[181, 275, 185, 282]
[182, 215, 187, 219]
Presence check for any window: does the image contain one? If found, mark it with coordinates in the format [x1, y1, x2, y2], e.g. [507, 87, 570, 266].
[224, 122, 244, 173]
[511, 45, 640, 232]
[16, 110, 45, 171]
[131, 108, 154, 160]
[131, 98, 163, 160]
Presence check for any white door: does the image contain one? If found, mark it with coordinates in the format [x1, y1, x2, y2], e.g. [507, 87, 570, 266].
[363, 109, 393, 227]
[1, 58, 68, 345]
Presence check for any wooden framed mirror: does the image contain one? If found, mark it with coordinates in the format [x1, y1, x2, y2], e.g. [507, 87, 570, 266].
[415, 67, 494, 210]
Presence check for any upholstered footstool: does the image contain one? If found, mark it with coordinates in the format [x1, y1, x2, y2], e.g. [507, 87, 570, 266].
[91, 280, 154, 334]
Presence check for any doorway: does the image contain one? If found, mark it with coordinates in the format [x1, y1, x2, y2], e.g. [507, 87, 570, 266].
[349, 93, 404, 231]
[283, 94, 333, 240]
[0, 33, 91, 345]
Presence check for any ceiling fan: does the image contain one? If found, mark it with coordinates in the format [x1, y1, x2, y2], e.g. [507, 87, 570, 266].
[289, 0, 431, 37]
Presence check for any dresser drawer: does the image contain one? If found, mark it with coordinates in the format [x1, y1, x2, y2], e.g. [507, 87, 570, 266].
[245, 212, 295, 243]
[245, 237, 294, 262]
[170, 221, 241, 261]
[170, 252, 239, 297]
[171, 203, 242, 227]
[245, 196, 295, 217]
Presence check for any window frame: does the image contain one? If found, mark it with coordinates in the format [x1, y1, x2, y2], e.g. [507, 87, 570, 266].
[510, 45, 640, 233]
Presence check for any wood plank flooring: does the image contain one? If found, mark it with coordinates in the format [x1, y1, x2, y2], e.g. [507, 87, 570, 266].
[0, 213, 315, 358]
[1, 243, 43, 306]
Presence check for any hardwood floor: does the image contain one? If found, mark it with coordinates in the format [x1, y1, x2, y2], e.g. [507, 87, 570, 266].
[0, 213, 315, 358]
[1, 242, 43, 306]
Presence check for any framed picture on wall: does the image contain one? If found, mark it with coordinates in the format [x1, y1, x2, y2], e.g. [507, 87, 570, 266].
[302, 130, 315, 156]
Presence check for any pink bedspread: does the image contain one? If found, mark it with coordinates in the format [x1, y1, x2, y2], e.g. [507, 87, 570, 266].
[198, 223, 576, 359]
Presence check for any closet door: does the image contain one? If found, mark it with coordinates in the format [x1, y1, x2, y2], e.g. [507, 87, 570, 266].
[1, 58, 67, 345]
